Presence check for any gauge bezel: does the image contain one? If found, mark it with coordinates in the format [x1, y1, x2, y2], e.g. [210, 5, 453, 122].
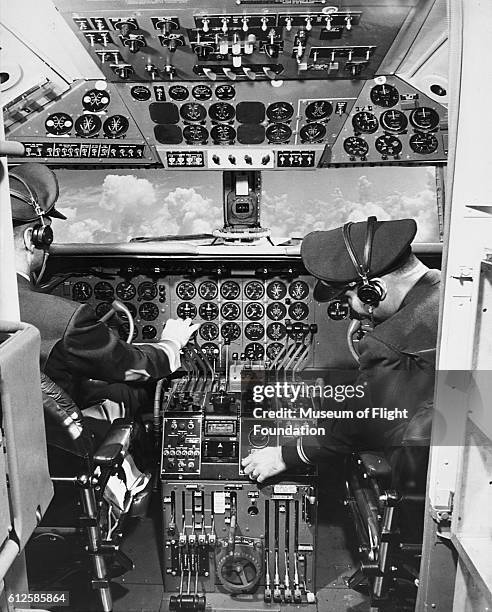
[305, 100, 333, 121]
[180, 102, 207, 123]
[82, 89, 111, 112]
[45, 113, 73, 136]
[375, 134, 403, 156]
[343, 136, 369, 157]
[103, 115, 129, 138]
[74, 114, 102, 138]
[369, 84, 400, 108]
[266, 102, 294, 123]
[380, 109, 408, 133]
[168, 85, 189, 101]
[299, 122, 326, 143]
[352, 111, 379, 134]
[209, 102, 235, 122]
[192, 85, 213, 101]
[409, 107, 440, 132]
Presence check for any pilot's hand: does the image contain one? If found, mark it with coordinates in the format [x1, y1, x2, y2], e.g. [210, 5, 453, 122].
[160, 318, 200, 349]
[241, 446, 287, 483]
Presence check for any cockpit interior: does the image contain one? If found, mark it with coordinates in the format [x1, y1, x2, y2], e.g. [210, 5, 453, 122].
[1, 1, 489, 612]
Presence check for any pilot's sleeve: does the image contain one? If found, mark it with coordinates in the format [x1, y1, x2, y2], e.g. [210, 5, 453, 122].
[281, 335, 405, 468]
[57, 302, 175, 382]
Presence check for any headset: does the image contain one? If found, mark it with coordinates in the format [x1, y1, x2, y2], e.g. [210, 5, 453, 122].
[10, 173, 54, 250]
[342, 215, 387, 308]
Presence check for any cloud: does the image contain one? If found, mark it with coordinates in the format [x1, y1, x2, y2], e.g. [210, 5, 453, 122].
[162, 187, 221, 234]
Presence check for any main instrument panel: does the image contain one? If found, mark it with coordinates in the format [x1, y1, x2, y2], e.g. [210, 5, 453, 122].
[52, 261, 352, 369]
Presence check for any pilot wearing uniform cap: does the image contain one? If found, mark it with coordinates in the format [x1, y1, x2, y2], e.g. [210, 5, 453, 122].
[10, 162, 199, 414]
[242, 217, 441, 482]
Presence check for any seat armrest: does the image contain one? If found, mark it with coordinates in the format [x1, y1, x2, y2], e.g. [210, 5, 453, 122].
[93, 418, 133, 468]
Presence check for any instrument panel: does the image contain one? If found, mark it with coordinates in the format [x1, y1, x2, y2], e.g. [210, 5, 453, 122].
[51, 262, 354, 370]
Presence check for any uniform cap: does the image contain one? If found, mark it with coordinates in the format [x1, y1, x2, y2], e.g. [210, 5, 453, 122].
[301, 218, 417, 302]
[9, 163, 66, 223]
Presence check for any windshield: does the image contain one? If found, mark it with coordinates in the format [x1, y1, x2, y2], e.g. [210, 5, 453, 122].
[51, 166, 441, 243]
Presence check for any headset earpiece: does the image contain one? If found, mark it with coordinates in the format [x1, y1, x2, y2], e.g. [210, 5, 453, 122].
[357, 277, 386, 307]
[31, 224, 53, 250]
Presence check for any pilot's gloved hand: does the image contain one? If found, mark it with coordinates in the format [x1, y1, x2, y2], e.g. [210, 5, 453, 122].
[160, 318, 200, 350]
[241, 446, 287, 483]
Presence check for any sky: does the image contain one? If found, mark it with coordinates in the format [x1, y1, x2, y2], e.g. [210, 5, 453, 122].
[51, 166, 440, 243]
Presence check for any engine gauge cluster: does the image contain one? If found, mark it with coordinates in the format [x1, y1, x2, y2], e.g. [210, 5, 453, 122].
[335, 77, 446, 163]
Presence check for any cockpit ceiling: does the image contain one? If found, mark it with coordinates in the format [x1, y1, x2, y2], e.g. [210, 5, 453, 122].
[2, 0, 448, 170]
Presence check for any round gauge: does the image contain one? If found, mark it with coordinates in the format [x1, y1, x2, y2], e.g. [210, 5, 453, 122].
[94, 281, 114, 301]
[370, 84, 400, 108]
[409, 132, 439, 155]
[244, 302, 264, 321]
[176, 281, 196, 300]
[266, 102, 294, 122]
[138, 281, 158, 300]
[289, 280, 309, 300]
[409, 107, 440, 131]
[221, 322, 241, 341]
[199, 322, 219, 341]
[244, 281, 265, 300]
[343, 136, 369, 158]
[266, 343, 284, 360]
[119, 302, 137, 320]
[221, 302, 241, 321]
[142, 325, 157, 340]
[266, 123, 292, 144]
[82, 89, 110, 112]
[139, 302, 159, 321]
[266, 322, 287, 341]
[305, 100, 333, 121]
[327, 300, 350, 321]
[180, 102, 207, 123]
[74, 114, 101, 138]
[220, 280, 241, 300]
[209, 102, 235, 122]
[45, 113, 73, 136]
[177, 302, 197, 319]
[266, 302, 287, 321]
[210, 125, 236, 143]
[380, 109, 408, 133]
[299, 123, 326, 143]
[116, 281, 136, 301]
[245, 322, 265, 341]
[288, 302, 309, 321]
[199, 302, 219, 321]
[183, 125, 209, 143]
[244, 343, 264, 361]
[168, 85, 189, 101]
[192, 85, 213, 101]
[352, 112, 379, 134]
[103, 115, 129, 138]
[201, 342, 219, 357]
[72, 281, 92, 301]
[131, 86, 151, 101]
[198, 281, 218, 300]
[267, 281, 287, 301]
[118, 323, 138, 341]
[248, 429, 269, 448]
[95, 302, 112, 318]
[375, 134, 403, 157]
[215, 84, 236, 100]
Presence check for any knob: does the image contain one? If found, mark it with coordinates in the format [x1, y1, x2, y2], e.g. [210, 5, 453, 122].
[228, 155, 236, 165]
[242, 17, 249, 32]
[212, 154, 220, 165]
[203, 67, 217, 81]
[112, 64, 134, 79]
[285, 17, 293, 32]
[345, 15, 353, 31]
[145, 63, 159, 80]
[163, 64, 176, 79]
[305, 17, 312, 31]
[261, 16, 268, 32]
[243, 67, 256, 80]
[244, 155, 253, 164]
[261, 154, 270, 165]
[223, 68, 237, 81]
[202, 18, 210, 33]
[221, 18, 228, 34]
[167, 37, 179, 53]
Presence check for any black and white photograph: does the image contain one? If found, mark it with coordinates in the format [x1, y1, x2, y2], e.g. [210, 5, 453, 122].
[0, 1, 490, 611]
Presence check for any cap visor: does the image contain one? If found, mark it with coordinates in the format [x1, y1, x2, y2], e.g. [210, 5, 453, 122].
[313, 280, 347, 303]
[48, 207, 67, 220]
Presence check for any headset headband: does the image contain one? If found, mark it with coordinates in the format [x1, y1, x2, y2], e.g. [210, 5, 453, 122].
[342, 216, 377, 282]
[10, 173, 45, 220]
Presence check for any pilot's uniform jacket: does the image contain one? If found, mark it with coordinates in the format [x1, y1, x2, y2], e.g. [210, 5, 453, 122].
[17, 275, 172, 411]
[283, 269, 441, 466]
